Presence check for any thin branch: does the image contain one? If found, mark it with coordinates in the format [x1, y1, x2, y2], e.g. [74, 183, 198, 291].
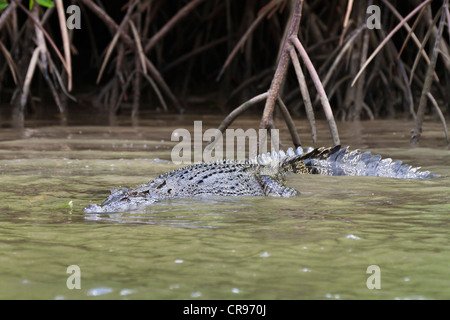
[0, 41, 19, 85]
[352, 0, 432, 87]
[0, 1, 17, 30]
[397, 4, 426, 58]
[426, 92, 449, 145]
[12, 0, 70, 76]
[96, 0, 137, 84]
[289, 47, 316, 146]
[382, 0, 439, 78]
[362, 102, 375, 120]
[339, 0, 354, 45]
[163, 36, 228, 72]
[144, 0, 206, 53]
[131, 1, 143, 118]
[381, 0, 430, 65]
[411, 9, 445, 145]
[204, 92, 269, 153]
[409, 7, 442, 85]
[55, 0, 72, 91]
[388, 42, 415, 120]
[144, 58, 185, 113]
[291, 36, 340, 146]
[276, 96, 302, 148]
[97, 31, 120, 84]
[216, 8, 269, 81]
[19, 47, 40, 111]
[80, 0, 183, 112]
[46, 52, 76, 101]
[141, 71, 168, 112]
[129, 20, 147, 75]
[37, 58, 64, 115]
[446, 3, 450, 44]
[322, 25, 365, 89]
[224, 67, 274, 105]
[353, 24, 370, 120]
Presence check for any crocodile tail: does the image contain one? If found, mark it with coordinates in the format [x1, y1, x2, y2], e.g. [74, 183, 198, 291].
[280, 145, 435, 179]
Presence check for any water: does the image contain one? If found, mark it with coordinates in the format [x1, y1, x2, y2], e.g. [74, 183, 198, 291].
[0, 112, 449, 299]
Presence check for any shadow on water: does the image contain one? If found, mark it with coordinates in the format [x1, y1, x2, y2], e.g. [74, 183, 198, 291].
[0, 112, 449, 299]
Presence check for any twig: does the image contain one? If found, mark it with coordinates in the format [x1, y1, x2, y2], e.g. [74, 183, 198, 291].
[276, 96, 302, 148]
[289, 47, 316, 146]
[80, 0, 183, 113]
[46, 53, 76, 101]
[382, 0, 431, 68]
[132, 57, 141, 118]
[204, 92, 269, 153]
[291, 36, 340, 146]
[411, 8, 445, 146]
[141, 71, 168, 112]
[129, 20, 147, 75]
[216, 7, 269, 81]
[409, 7, 442, 85]
[388, 42, 415, 120]
[339, 0, 354, 45]
[362, 102, 374, 120]
[0, 41, 19, 85]
[33, 5, 66, 115]
[131, 2, 142, 118]
[224, 67, 274, 105]
[445, 4, 450, 44]
[426, 92, 449, 145]
[326, 74, 351, 103]
[79, 0, 129, 44]
[352, 25, 370, 120]
[12, 0, 70, 76]
[397, 4, 426, 58]
[162, 36, 228, 72]
[18, 47, 40, 112]
[96, 0, 137, 84]
[97, 31, 120, 84]
[0, 1, 17, 30]
[144, 0, 206, 53]
[144, 57, 185, 113]
[55, 0, 72, 91]
[321, 25, 365, 90]
[352, 0, 432, 87]
[37, 58, 64, 116]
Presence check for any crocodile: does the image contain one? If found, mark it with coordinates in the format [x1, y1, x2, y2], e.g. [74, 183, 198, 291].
[83, 145, 436, 213]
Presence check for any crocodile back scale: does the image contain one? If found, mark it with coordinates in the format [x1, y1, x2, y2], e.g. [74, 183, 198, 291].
[83, 145, 436, 213]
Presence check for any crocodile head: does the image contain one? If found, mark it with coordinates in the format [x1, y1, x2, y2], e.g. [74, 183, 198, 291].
[83, 187, 160, 213]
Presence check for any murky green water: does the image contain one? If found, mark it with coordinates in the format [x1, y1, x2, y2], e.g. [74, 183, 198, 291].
[0, 113, 449, 299]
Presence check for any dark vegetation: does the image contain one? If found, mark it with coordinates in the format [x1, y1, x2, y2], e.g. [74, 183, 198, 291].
[0, 0, 449, 147]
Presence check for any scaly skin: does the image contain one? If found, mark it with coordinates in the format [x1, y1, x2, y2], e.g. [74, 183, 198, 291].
[83, 146, 435, 213]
